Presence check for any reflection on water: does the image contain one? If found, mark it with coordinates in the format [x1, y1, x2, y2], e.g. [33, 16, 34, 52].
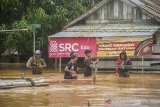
[0, 70, 160, 107]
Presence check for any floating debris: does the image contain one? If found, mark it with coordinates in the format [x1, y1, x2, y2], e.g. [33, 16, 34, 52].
[0, 77, 49, 89]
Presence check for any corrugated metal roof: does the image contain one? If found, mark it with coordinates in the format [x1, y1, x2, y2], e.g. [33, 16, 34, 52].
[49, 31, 155, 38]
[64, 24, 159, 32]
[49, 24, 160, 38]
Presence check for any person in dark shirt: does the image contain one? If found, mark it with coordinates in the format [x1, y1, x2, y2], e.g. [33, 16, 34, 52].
[64, 51, 78, 79]
[84, 49, 99, 77]
[116, 51, 132, 77]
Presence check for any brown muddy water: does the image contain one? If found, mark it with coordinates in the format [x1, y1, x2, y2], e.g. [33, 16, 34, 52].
[0, 70, 160, 107]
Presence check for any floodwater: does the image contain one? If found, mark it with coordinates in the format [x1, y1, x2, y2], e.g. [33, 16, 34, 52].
[0, 70, 160, 107]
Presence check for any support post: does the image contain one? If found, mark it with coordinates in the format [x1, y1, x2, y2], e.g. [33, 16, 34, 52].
[142, 56, 144, 74]
[55, 58, 58, 72]
[93, 64, 97, 84]
[59, 57, 62, 73]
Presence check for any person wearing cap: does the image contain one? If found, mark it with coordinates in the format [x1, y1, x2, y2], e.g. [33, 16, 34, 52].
[64, 51, 79, 79]
[26, 50, 46, 74]
[84, 49, 99, 77]
[116, 51, 132, 77]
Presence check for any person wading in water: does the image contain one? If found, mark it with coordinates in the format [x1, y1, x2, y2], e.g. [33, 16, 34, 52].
[116, 51, 132, 77]
[84, 49, 99, 77]
[64, 51, 79, 79]
[26, 50, 46, 75]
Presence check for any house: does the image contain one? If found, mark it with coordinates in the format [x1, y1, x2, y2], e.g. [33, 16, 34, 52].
[48, 0, 160, 58]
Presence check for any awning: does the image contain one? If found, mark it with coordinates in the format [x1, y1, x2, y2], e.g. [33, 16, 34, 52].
[48, 24, 160, 38]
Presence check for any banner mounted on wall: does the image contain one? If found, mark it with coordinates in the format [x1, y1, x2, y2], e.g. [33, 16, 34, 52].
[97, 37, 152, 57]
[48, 37, 97, 58]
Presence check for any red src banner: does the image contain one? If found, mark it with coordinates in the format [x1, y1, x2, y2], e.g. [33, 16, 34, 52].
[48, 37, 97, 58]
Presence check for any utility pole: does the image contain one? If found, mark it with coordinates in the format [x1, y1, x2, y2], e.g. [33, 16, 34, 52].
[92, 0, 95, 6]
[33, 28, 36, 57]
[31, 24, 41, 58]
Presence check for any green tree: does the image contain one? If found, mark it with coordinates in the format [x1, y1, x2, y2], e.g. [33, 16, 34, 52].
[0, 0, 102, 63]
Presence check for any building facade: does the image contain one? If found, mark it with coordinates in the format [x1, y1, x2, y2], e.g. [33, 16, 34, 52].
[48, 0, 160, 58]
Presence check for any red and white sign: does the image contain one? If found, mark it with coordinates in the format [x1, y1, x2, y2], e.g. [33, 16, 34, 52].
[48, 37, 96, 58]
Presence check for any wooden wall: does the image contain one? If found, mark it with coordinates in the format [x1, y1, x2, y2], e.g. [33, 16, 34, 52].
[86, 0, 153, 23]
[153, 32, 160, 53]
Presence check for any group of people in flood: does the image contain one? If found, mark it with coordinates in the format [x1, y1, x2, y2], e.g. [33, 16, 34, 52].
[64, 50, 132, 79]
[64, 49, 99, 79]
[26, 49, 132, 78]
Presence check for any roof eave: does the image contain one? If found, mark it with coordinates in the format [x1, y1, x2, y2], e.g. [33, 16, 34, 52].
[129, 0, 160, 22]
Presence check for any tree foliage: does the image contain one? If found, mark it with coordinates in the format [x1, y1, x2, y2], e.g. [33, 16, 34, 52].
[0, 0, 101, 61]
